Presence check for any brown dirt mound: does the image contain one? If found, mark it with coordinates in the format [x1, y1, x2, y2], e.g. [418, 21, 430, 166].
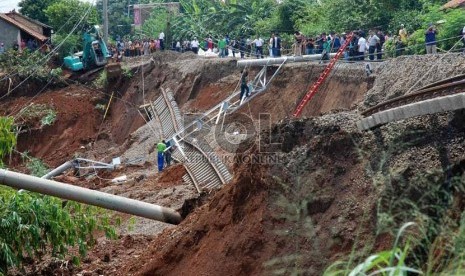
[122, 156, 276, 276]
[155, 164, 187, 187]
[118, 115, 381, 276]
[10, 234, 158, 276]
[0, 85, 105, 168]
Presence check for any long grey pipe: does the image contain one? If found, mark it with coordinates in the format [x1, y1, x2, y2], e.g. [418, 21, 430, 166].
[42, 161, 76, 179]
[236, 53, 337, 67]
[0, 169, 182, 224]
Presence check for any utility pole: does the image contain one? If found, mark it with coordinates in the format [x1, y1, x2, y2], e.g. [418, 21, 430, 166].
[103, 0, 109, 45]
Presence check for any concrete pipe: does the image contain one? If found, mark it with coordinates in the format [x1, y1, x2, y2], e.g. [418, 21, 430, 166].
[0, 169, 182, 224]
[42, 160, 77, 179]
[236, 53, 337, 67]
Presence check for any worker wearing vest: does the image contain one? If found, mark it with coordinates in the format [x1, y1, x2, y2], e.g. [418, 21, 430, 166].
[157, 140, 167, 172]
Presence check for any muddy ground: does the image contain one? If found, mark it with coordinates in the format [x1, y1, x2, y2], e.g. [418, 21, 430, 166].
[2, 52, 465, 275]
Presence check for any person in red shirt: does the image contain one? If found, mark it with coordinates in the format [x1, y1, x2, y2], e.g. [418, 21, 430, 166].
[207, 35, 213, 50]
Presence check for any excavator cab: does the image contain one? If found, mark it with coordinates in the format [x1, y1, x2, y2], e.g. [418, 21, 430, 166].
[92, 41, 107, 66]
[82, 26, 109, 70]
[64, 25, 113, 72]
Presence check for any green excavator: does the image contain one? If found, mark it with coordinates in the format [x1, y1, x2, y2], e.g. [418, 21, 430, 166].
[63, 25, 121, 79]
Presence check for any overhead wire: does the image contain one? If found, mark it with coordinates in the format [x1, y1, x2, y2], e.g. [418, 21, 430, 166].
[91, 0, 154, 165]
[11, 77, 55, 120]
[406, 36, 464, 94]
[0, 10, 83, 83]
[3, 2, 102, 173]
[0, 0, 97, 101]
[4, 1, 99, 125]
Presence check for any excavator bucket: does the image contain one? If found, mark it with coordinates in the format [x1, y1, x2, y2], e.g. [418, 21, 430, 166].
[106, 63, 122, 79]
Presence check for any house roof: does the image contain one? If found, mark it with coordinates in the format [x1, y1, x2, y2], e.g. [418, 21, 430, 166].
[0, 13, 48, 41]
[442, 0, 465, 9]
[5, 10, 52, 29]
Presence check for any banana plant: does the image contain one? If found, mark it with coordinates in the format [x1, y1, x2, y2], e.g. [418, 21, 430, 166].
[0, 117, 16, 166]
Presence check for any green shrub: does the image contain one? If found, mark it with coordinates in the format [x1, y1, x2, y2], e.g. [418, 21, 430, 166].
[0, 50, 50, 81]
[20, 152, 49, 177]
[0, 117, 16, 166]
[50, 68, 63, 78]
[0, 116, 117, 273]
[40, 109, 57, 127]
[389, 10, 423, 34]
[407, 7, 465, 55]
[17, 104, 57, 128]
[52, 33, 81, 61]
[94, 70, 108, 89]
[122, 66, 133, 79]
[0, 189, 117, 273]
[324, 223, 421, 276]
[383, 38, 397, 58]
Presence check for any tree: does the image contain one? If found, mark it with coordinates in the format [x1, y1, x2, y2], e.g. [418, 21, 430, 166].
[52, 33, 81, 60]
[171, 0, 277, 42]
[45, 0, 99, 35]
[142, 7, 169, 39]
[274, 0, 312, 34]
[18, 0, 59, 25]
[0, 116, 117, 273]
[96, 0, 133, 40]
[213, 0, 277, 36]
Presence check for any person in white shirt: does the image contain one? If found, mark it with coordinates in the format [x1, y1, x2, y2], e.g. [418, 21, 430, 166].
[357, 33, 367, 60]
[143, 39, 150, 55]
[293, 31, 303, 56]
[367, 31, 380, 61]
[245, 38, 251, 57]
[269, 36, 274, 57]
[191, 37, 199, 54]
[159, 31, 165, 50]
[252, 36, 264, 58]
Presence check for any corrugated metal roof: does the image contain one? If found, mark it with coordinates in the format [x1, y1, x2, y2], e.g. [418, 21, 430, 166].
[5, 11, 52, 29]
[0, 13, 48, 41]
[442, 0, 465, 9]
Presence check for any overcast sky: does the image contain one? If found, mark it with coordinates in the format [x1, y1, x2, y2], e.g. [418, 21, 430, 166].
[0, 0, 95, 13]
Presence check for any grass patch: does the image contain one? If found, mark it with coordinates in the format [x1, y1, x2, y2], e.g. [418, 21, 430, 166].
[40, 109, 57, 127]
[93, 70, 107, 89]
[122, 65, 133, 78]
[21, 152, 49, 177]
[323, 127, 465, 275]
[17, 104, 57, 128]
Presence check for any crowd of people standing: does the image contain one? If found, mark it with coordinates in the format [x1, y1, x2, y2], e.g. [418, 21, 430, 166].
[108, 22, 465, 64]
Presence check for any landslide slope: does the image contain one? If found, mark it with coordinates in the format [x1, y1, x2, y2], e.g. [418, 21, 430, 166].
[4, 52, 465, 275]
[121, 54, 465, 275]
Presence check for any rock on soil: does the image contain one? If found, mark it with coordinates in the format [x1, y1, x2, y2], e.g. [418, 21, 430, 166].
[363, 53, 465, 108]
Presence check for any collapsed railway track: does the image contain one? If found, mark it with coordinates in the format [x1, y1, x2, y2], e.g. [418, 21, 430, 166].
[142, 89, 232, 193]
[358, 74, 465, 130]
[362, 74, 465, 117]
